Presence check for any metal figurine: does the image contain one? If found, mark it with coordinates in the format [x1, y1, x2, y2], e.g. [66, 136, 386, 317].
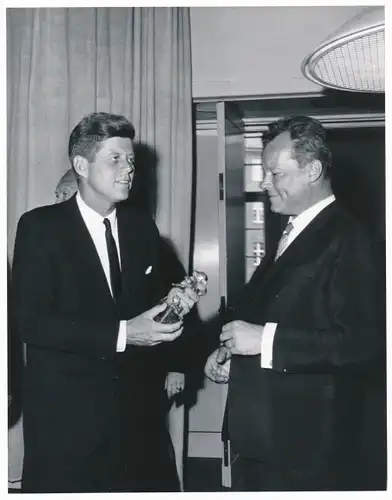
[154, 270, 208, 324]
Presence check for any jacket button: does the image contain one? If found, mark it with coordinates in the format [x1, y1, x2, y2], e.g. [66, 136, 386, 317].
[113, 375, 119, 381]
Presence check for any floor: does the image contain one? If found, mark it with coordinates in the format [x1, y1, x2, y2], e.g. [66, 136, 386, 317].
[9, 458, 229, 493]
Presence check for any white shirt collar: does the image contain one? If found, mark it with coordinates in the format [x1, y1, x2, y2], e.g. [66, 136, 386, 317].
[76, 192, 117, 228]
[289, 195, 335, 233]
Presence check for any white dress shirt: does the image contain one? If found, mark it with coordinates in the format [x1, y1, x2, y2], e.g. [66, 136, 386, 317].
[261, 195, 336, 369]
[76, 193, 127, 352]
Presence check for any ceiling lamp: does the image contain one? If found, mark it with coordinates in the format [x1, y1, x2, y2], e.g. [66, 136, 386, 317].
[301, 7, 384, 93]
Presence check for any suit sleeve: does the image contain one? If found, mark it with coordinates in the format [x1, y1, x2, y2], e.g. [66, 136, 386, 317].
[12, 212, 119, 358]
[271, 225, 384, 373]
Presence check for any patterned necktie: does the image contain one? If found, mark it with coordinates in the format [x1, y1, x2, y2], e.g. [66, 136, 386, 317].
[103, 218, 122, 301]
[275, 221, 294, 260]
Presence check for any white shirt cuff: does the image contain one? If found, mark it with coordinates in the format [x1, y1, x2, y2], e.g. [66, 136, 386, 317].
[261, 322, 277, 369]
[116, 321, 127, 352]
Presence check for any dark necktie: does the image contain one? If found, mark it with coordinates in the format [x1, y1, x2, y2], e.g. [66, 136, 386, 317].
[103, 218, 122, 301]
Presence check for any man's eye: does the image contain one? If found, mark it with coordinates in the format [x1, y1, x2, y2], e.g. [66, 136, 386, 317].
[111, 156, 120, 163]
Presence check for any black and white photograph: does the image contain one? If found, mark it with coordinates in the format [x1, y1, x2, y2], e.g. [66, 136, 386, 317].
[5, 1, 387, 495]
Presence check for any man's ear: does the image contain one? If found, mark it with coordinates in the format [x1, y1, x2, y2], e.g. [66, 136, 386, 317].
[307, 159, 323, 183]
[73, 155, 89, 179]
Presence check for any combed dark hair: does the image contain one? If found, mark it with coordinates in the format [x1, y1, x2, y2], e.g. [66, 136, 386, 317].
[68, 112, 136, 164]
[262, 115, 332, 179]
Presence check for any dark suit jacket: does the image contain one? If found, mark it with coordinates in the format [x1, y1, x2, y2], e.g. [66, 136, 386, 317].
[227, 201, 385, 489]
[12, 195, 182, 492]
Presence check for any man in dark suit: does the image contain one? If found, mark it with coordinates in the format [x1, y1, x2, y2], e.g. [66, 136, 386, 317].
[55, 168, 187, 401]
[12, 112, 201, 493]
[205, 116, 384, 490]
[52, 166, 191, 491]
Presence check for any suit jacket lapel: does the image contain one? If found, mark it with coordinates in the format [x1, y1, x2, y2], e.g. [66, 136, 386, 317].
[232, 240, 277, 314]
[272, 202, 339, 269]
[61, 195, 115, 305]
[245, 201, 340, 305]
[61, 200, 147, 308]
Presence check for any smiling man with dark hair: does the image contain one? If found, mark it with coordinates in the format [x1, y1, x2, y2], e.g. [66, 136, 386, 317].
[12, 112, 201, 493]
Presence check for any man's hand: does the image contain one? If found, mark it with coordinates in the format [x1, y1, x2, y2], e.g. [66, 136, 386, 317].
[166, 285, 200, 318]
[220, 320, 263, 356]
[126, 303, 183, 346]
[204, 348, 231, 384]
[165, 372, 185, 398]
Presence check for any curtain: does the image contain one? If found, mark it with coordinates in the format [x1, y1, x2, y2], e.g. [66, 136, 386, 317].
[7, 7, 193, 490]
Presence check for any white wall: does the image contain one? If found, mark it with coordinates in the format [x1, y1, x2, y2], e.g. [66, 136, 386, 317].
[190, 6, 365, 98]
